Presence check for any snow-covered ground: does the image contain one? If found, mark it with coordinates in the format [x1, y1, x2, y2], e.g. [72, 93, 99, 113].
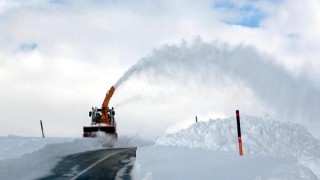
[136, 147, 319, 180]
[0, 136, 77, 161]
[0, 137, 104, 180]
[136, 116, 320, 179]
[0, 134, 149, 180]
[1, 116, 320, 179]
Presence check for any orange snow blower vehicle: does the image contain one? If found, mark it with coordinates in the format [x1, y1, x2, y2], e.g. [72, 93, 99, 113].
[83, 86, 117, 138]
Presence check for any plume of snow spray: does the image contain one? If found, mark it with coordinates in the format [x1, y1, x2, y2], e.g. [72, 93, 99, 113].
[114, 39, 320, 136]
[115, 60, 149, 89]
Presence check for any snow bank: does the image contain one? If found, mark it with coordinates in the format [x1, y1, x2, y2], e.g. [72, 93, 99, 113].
[155, 116, 320, 157]
[0, 136, 76, 161]
[0, 134, 152, 180]
[0, 137, 104, 180]
[136, 116, 320, 179]
[136, 146, 318, 180]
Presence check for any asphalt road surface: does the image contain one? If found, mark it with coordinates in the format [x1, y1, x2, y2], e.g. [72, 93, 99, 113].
[40, 148, 137, 180]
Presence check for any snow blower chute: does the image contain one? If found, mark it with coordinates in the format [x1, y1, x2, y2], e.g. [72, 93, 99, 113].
[83, 86, 117, 138]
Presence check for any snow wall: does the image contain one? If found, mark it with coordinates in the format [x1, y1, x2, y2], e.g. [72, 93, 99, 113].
[155, 115, 320, 158]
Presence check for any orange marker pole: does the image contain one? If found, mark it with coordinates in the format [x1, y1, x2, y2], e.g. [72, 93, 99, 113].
[236, 110, 243, 156]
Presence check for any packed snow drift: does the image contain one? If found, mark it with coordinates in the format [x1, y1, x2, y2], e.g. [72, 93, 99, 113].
[0, 137, 104, 180]
[0, 136, 77, 161]
[136, 115, 320, 179]
[155, 115, 320, 157]
[0, 135, 150, 180]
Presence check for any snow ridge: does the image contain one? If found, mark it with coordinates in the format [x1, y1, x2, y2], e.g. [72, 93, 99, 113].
[0, 138, 103, 180]
[0, 135, 152, 180]
[155, 115, 320, 157]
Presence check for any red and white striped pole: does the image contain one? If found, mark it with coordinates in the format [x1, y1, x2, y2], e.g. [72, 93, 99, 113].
[236, 110, 243, 156]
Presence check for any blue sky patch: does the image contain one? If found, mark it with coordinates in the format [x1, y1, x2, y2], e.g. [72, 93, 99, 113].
[18, 43, 38, 52]
[213, 1, 266, 28]
[234, 5, 265, 28]
[213, 1, 235, 9]
[49, 0, 66, 4]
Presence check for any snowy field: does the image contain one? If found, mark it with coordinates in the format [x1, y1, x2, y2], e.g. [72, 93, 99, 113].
[0, 136, 77, 161]
[0, 137, 104, 179]
[136, 147, 314, 179]
[136, 116, 320, 179]
[1, 116, 320, 179]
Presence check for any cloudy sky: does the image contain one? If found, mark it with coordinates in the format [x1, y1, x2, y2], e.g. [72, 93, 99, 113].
[1, 0, 320, 139]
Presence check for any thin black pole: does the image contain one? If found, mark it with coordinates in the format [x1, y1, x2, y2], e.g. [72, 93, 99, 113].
[40, 120, 45, 138]
[196, 116, 198, 123]
[236, 111, 241, 137]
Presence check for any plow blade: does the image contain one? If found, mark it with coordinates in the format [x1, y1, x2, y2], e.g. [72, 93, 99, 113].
[83, 126, 117, 137]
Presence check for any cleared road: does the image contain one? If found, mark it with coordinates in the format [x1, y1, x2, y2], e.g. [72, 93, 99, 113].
[40, 148, 136, 180]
